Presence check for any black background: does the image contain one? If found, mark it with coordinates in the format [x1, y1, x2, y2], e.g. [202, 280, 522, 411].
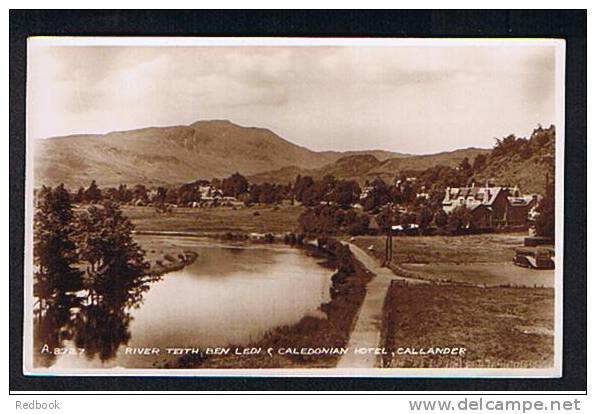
[9, 9, 587, 393]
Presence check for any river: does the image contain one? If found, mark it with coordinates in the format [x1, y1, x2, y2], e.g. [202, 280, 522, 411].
[34, 237, 334, 370]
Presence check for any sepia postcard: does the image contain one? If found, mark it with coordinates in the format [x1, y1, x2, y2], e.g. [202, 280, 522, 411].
[23, 37, 565, 378]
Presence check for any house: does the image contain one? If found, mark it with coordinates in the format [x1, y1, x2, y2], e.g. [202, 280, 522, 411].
[507, 194, 538, 226]
[391, 223, 419, 235]
[442, 184, 536, 227]
[468, 204, 493, 227]
[359, 185, 374, 200]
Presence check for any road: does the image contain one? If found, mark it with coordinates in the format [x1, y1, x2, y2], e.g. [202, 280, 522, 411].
[336, 243, 426, 368]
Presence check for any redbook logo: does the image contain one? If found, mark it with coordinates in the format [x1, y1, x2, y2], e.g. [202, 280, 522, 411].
[15, 400, 61, 410]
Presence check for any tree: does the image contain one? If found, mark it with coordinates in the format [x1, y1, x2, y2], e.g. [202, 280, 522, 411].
[347, 214, 370, 236]
[447, 206, 472, 233]
[434, 209, 448, 228]
[417, 207, 434, 231]
[164, 188, 179, 204]
[330, 180, 361, 208]
[298, 205, 369, 236]
[222, 172, 249, 197]
[535, 181, 555, 238]
[76, 201, 148, 299]
[73, 187, 85, 204]
[132, 184, 148, 202]
[293, 175, 315, 204]
[375, 205, 399, 232]
[33, 184, 83, 301]
[83, 180, 102, 204]
[116, 184, 133, 203]
[152, 187, 167, 204]
[472, 154, 487, 171]
[400, 181, 416, 204]
[459, 157, 472, 172]
[178, 188, 201, 206]
[257, 183, 278, 204]
[363, 178, 391, 211]
[494, 134, 524, 157]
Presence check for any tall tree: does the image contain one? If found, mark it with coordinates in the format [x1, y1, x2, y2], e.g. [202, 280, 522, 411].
[76, 201, 148, 300]
[330, 180, 361, 208]
[535, 181, 555, 238]
[472, 153, 487, 171]
[222, 172, 249, 197]
[33, 184, 83, 301]
[83, 180, 102, 204]
[417, 207, 434, 231]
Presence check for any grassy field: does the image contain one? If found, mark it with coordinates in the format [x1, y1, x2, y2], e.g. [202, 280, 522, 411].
[353, 233, 527, 264]
[123, 204, 305, 235]
[382, 282, 554, 368]
[352, 234, 554, 287]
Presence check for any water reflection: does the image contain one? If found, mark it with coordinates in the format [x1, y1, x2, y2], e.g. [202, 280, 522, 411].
[34, 270, 161, 367]
[34, 294, 82, 368]
[33, 239, 332, 369]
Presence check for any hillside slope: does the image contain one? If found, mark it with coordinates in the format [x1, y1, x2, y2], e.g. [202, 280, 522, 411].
[249, 148, 491, 185]
[472, 125, 556, 194]
[33, 120, 405, 187]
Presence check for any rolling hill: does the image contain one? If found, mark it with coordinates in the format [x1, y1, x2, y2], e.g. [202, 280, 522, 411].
[33, 120, 406, 188]
[249, 148, 491, 185]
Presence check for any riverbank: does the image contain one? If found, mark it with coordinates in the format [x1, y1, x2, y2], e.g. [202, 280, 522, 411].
[129, 204, 305, 275]
[164, 238, 374, 369]
[136, 235, 199, 277]
[381, 281, 554, 368]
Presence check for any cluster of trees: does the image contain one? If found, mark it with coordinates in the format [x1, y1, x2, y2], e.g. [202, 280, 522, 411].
[492, 126, 555, 160]
[293, 175, 361, 208]
[375, 206, 434, 231]
[373, 204, 485, 236]
[244, 182, 291, 205]
[72, 181, 150, 205]
[357, 156, 483, 215]
[34, 184, 148, 305]
[222, 173, 249, 198]
[299, 205, 370, 236]
[221, 172, 361, 207]
[70, 180, 211, 208]
[34, 184, 151, 366]
[360, 177, 416, 212]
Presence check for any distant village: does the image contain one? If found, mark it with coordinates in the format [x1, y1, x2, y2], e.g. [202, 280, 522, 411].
[35, 125, 555, 249]
[41, 170, 549, 239]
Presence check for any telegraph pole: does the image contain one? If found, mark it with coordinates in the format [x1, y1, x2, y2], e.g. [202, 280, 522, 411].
[384, 202, 394, 266]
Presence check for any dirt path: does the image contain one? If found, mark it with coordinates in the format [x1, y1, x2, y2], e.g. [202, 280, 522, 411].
[337, 243, 426, 368]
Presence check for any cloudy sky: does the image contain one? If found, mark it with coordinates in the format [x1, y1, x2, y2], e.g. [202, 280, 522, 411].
[28, 42, 558, 154]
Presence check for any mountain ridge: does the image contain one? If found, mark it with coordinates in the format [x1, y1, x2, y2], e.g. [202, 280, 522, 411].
[34, 119, 486, 188]
[249, 148, 492, 185]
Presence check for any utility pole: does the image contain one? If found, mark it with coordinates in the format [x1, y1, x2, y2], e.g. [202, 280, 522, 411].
[384, 202, 394, 266]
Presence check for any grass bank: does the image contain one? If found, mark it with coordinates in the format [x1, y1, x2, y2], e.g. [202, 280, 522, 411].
[381, 282, 554, 369]
[136, 235, 199, 277]
[165, 239, 374, 369]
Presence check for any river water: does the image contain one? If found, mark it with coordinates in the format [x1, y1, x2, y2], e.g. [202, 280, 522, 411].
[34, 238, 333, 369]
